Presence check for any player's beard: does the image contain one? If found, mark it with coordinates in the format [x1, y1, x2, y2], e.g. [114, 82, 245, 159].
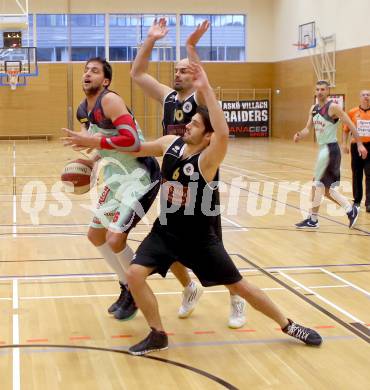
[174, 85, 183, 92]
[83, 85, 101, 96]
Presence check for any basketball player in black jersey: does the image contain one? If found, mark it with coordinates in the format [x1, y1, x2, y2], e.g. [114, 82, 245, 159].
[124, 62, 322, 355]
[131, 17, 247, 328]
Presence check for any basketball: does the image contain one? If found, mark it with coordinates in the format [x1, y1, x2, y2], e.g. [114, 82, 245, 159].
[61, 159, 93, 194]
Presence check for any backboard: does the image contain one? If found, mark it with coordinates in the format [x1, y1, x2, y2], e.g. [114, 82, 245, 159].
[298, 21, 316, 50]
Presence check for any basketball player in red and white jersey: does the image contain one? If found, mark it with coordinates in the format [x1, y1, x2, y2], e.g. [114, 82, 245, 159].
[63, 58, 161, 321]
[130, 18, 247, 328]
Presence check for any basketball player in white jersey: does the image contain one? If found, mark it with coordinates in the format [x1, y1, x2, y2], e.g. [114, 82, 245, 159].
[294, 80, 367, 229]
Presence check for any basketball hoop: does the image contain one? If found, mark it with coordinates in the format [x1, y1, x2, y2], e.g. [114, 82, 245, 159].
[7, 69, 19, 90]
[292, 42, 309, 50]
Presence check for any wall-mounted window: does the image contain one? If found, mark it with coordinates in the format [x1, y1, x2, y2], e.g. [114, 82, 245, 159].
[71, 14, 105, 61]
[36, 14, 69, 61]
[109, 14, 176, 61]
[30, 13, 246, 62]
[180, 14, 245, 61]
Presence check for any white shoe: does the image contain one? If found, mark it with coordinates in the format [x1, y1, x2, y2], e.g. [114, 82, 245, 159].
[178, 281, 203, 318]
[228, 295, 246, 328]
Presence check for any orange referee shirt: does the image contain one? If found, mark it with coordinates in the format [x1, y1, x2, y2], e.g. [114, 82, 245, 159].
[343, 106, 370, 143]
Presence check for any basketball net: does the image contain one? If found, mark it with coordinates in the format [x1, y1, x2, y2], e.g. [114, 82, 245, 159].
[7, 69, 19, 90]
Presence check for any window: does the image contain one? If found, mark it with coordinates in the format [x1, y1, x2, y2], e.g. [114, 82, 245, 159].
[36, 14, 105, 61]
[109, 14, 176, 61]
[36, 14, 69, 61]
[180, 14, 245, 61]
[71, 14, 105, 61]
[30, 13, 246, 62]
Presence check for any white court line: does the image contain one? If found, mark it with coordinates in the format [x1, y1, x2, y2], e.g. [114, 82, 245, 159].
[319, 268, 370, 297]
[222, 163, 280, 180]
[19, 284, 349, 301]
[221, 166, 312, 197]
[12, 280, 19, 310]
[0, 228, 243, 240]
[12, 279, 20, 390]
[221, 164, 333, 204]
[12, 142, 17, 238]
[0, 265, 349, 282]
[221, 216, 248, 231]
[278, 271, 364, 323]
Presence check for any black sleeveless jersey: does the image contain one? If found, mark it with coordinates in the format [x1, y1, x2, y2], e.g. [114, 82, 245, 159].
[162, 91, 198, 136]
[158, 137, 221, 238]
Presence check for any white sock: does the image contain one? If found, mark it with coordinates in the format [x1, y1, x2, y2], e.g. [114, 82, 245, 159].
[116, 245, 134, 272]
[311, 213, 318, 222]
[186, 280, 196, 290]
[96, 242, 127, 284]
[329, 188, 352, 213]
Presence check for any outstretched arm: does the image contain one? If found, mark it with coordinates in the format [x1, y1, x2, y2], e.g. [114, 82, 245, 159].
[63, 93, 141, 152]
[186, 20, 210, 105]
[129, 135, 177, 157]
[188, 63, 229, 182]
[186, 20, 209, 64]
[130, 17, 173, 103]
[294, 106, 314, 142]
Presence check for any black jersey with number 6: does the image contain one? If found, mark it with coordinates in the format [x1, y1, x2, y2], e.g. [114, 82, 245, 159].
[158, 137, 221, 238]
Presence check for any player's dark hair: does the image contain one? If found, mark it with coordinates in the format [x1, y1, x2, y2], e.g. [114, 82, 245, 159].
[196, 106, 214, 134]
[316, 80, 330, 88]
[86, 57, 112, 86]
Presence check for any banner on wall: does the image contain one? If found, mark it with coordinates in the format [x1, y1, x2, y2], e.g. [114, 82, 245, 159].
[222, 100, 269, 137]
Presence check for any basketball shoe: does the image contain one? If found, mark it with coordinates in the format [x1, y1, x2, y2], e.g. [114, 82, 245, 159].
[295, 217, 319, 229]
[282, 319, 323, 346]
[113, 289, 138, 321]
[129, 328, 168, 356]
[178, 281, 203, 318]
[108, 282, 128, 314]
[228, 295, 247, 328]
[347, 206, 359, 228]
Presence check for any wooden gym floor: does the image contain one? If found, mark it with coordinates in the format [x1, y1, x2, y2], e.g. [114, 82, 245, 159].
[0, 138, 369, 389]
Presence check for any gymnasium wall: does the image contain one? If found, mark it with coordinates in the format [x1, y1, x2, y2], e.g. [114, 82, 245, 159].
[272, 0, 370, 61]
[1, 46, 369, 139]
[0, 61, 273, 138]
[272, 45, 370, 139]
[1, 1, 370, 140]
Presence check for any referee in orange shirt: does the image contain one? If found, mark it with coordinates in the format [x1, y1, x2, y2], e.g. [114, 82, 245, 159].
[342, 90, 370, 212]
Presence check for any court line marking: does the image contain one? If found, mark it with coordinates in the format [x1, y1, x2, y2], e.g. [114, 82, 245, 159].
[227, 153, 352, 181]
[0, 344, 239, 390]
[236, 254, 370, 344]
[221, 216, 248, 231]
[0, 335, 356, 356]
[0, 228, 245, 239]
[12, 279, 20, 390]
[222, 163, 280, 180]
[278, 271, 364, 323]
[12, 142, 17, 238]
[319, 268, 370, 297]
[1, 262, 369, 281]
[18, 284, 350, 301]
[221, 167, 370, 235]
